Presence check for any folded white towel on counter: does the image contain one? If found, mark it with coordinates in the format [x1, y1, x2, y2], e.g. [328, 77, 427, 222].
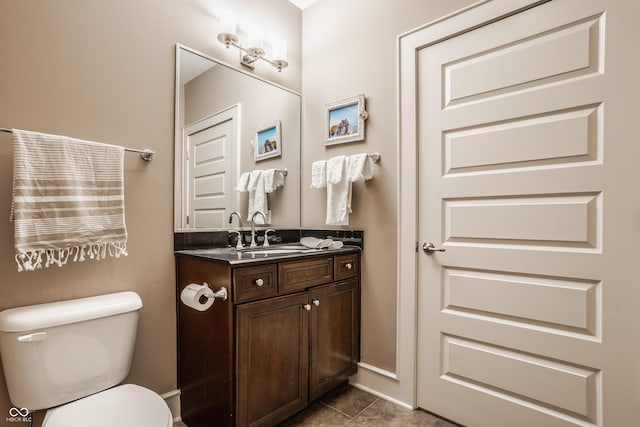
[311, 160, 327, 188]
[300, 237, 345, 250]
[326, 155, 351, 225]
[328, 240, 344, 249]
[11, 129, 128, 272]
[347, 153, 373, 182]
[300, 236, 332, 249]
[264, 169, 285, 193]
[236, 172, 250, 192]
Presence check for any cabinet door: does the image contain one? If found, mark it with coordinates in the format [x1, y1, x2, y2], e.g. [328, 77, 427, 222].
[309, 278, 360, 400]
[236, 292, 309, 427]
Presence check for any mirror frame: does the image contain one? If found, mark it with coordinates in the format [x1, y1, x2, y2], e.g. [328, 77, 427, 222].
[173, 44, 302, 232]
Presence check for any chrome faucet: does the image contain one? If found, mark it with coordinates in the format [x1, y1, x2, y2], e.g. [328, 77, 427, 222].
[228, 211, 244, 249]
[250, 211, 267, 248]
[228, 211, 243, 228]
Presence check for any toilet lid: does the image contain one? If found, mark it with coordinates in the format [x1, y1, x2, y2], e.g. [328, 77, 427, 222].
[42, 384, 172, 427]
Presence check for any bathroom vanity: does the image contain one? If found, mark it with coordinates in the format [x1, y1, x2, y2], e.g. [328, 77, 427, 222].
[175, 246, 360, 427]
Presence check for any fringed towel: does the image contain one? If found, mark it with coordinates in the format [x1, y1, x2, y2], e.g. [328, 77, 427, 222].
[11, 129, 128, 272]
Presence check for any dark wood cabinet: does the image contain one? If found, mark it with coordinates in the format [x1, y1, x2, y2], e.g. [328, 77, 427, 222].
[236, 293, 309, 426]
[309, 279, 359, 401]
[176, 249, 361, 427]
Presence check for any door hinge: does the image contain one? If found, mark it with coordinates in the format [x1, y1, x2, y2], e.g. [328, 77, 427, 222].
[186, 215, 190, 225]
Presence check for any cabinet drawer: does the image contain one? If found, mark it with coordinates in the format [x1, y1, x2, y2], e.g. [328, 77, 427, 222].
[233, 264, 278, 303]
[334, 254, 359, 281]
[279, 257, 333, 294]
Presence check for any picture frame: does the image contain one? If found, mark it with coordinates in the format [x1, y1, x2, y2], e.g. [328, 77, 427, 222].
[323, 94, 367, 146]
[254, 120, 282, 161]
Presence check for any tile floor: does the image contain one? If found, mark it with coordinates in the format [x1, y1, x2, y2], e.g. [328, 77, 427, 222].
[175, 384, 460, 426]
[278, 383, 460, 426]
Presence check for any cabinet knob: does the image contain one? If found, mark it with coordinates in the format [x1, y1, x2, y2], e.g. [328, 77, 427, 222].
[254, 278, 264, 287]
[304, 304, 312, 311]
[345, 263, 353, 270]
[312, 299, 320, 307]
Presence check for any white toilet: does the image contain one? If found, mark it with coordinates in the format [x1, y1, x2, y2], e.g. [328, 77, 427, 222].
[0, 291, 173, 427]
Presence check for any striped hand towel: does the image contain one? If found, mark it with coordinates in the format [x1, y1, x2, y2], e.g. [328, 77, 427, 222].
[11, 129, 128, 271]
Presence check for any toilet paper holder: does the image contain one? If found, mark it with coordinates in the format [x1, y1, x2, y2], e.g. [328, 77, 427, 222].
[200, 282, 228, 304]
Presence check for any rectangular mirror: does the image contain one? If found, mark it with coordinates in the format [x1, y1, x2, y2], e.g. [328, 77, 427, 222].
[174, 44, 301, 231]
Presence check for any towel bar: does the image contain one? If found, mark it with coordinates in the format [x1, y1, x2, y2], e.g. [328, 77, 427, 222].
[0, 128, 155, 162]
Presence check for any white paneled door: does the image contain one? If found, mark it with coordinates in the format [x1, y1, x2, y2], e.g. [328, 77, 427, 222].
[415, 1, 640, 426]
[184, 107, 237, 229]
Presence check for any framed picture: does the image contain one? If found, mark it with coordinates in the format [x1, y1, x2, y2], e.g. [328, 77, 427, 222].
[254, 120, 282, 161]
[324, 94, 367, 146]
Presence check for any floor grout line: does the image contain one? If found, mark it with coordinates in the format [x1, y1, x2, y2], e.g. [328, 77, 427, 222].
[320, 394, 381, 425]
[349, 396, 380, 422]
[318, 400, 356, 420]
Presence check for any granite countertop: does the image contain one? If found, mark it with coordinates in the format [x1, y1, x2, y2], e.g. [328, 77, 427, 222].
[175, 244, 360, 266]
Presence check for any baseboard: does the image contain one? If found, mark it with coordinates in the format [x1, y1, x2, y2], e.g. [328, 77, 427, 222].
[349, 362, 415, 410]
[161, 389, 182, 424]
[349, 381, 414, 410]
[357, 361, 398, 380]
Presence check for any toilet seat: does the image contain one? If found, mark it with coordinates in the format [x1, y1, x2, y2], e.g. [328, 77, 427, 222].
[42, 384, 172, 427]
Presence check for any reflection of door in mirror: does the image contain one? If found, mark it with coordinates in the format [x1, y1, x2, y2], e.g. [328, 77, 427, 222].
[184, 106, 238, 229]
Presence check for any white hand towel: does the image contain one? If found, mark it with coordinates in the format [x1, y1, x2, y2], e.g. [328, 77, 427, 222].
[264, 169, 285, 193]
[311, 160, 327, 188]
[247, 170, 262, 191]
[327, 155, 346, 184]
[326, 156, 351, 225]
[236, 172, 250, 192]
[347, 153, 373, 182]
[247, 170, 268, 223]
[274, 169, 285, 189]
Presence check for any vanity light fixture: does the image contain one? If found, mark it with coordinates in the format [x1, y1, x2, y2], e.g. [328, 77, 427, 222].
[216, 11, 289, 72]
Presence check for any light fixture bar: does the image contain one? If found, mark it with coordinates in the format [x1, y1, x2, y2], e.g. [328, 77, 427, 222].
[217, 33, 288, 72]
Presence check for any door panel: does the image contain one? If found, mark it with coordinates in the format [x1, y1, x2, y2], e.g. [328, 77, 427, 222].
[444, 15, 600, 106]
[184, 107, 237, 229]
[416, 1, 640, 426]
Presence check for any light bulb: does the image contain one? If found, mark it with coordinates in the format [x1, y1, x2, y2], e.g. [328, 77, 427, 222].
[220, 9, 237, 36]
[273, 39, 287, 61]
[248, 26, 264, 50]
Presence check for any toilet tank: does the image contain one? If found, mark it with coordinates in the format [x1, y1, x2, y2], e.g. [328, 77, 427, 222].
[0, 291, 143, 411]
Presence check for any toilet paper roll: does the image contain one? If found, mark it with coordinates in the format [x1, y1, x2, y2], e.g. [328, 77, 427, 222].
[180, 283, 214, 312]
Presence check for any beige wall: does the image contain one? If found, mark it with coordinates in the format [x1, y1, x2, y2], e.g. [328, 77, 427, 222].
[300, 0, 476, 372]
[0, 0, 300, 424]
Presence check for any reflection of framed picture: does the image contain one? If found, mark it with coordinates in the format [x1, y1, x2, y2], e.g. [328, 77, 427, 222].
[254, 120, 282, 161]
[324, 94, 367, 146]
